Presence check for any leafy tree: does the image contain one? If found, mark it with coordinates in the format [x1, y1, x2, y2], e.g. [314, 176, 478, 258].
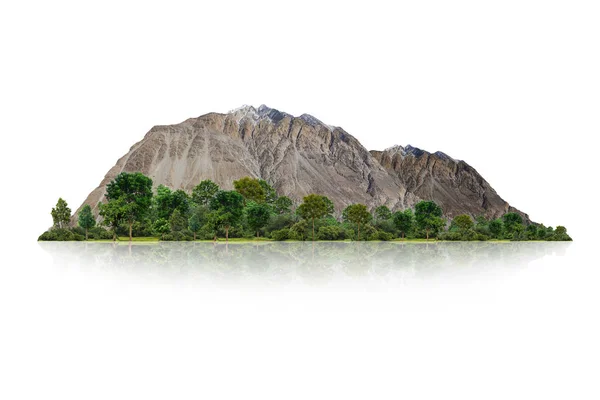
[344, 204, 372, 241]
[258, 179, 278, 205]
[393, 209, 414, 239]
[171, 189, 191, 216]
[553, 226, 572, 241]
[192, 180, 220, 206]
[453, 214, 474, 232]
[233, 176, 265, 204]
[98, 197, 126, 241]
[51, 198, 71, 229]
[502, 212, 523, 236]
[209, 190, 245, 242]
[415, 200, 445, 240]
[153, 185, 173, 220]
[297, 194, 330, 241]
[526, 224, 539, 240]
[169, 209, 187, 233]
[105, 172, 153, 241]
[246, 202, 272, 237]
[488, 219, 503, 238]
[188, 205, 209, 240]
[374, 205, 392, 221]
[274, 196, 293, 214]
[77, 204, 96, 240]
[153, 218, 170, 240]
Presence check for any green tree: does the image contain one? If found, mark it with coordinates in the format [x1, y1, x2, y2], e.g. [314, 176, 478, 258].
[169, 209, 187, 233]
[259, 179, 278, 205]
[209, 190, 245, 242]
[374, 205, 392, 221]
[246, 202, 272, 237]
[344, 204, 372, 241]
[51, 198, 71, 229]
[233, 176, 266, 204]
[153, 184, 173, 220]
[297, 194, 330, 241]
[192, 180, 220, 206]
[105, 172, 153, 241]
[393, 209, 414, 239]
[502, 212, 523, 237]
[274, 196, 293, 214]
[171, 189, 191, 216]
[526, 224, 539, 240]
[188, 205, 208, 240]
[488, 219, 503, 238]
[553, 226, 572, 241]
[453, 214, 474, 232]
[98, 197, 126, 241]
[153, 218, 170, 240]
[415, 200, 445, 240]
[77, 204, 96, 240]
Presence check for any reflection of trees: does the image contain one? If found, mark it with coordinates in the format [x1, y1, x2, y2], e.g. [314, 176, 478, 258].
[38, 241, 572, 286]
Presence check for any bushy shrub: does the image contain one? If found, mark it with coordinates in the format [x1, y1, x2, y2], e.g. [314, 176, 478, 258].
[161, 231, 193, 241]
[290, 220, 309, 241]
[375, 230, 393, 241]
[38, 228, 85, 241]
[264, 214, 296, 236]
[316, 226, 346, 240]
[89, 227, 114, 240]
[271, 228, 291, 241]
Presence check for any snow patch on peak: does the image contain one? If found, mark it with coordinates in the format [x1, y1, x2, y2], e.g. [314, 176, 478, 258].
[300, 114, 335, 132]
[383, 144, 405, 154]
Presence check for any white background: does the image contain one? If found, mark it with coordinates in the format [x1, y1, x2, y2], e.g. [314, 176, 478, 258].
[0, 1, 599, 399]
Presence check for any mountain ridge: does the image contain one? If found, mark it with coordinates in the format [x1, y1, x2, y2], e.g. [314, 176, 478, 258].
[73, 105, 529, 223]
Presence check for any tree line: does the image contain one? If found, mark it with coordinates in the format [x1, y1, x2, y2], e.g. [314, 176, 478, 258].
[39, 172, 572, 242]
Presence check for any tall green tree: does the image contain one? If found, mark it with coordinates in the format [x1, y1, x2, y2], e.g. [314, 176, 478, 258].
[297, 194, 330, 241]
[98, 197, 126, 241]
[209, 190, 245, 242]
[192, 180, 219, 206]
[77, 204, 96, 240]
[374, 205, 392, 221]
[488, 219, 503, 238]
[51, 198, 71, 229]
[246, 202, 272, 237]
[153, 218, 170, 240]
[393, 209, 414, 239]
[274, 196, 293, 214]
[105, 172, 153, 241]
[233, 176, 266, 204]
[153, 184, 173, 220]
[188, 205, 209, 240]
[169, 209, 187, 233]
[171, 189, 191, 215]
[502, 212, 523, 237]
[415, 200, 445, 240]
[344, 204, 372, 241]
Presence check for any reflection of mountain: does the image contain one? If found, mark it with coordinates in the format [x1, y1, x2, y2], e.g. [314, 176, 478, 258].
[38, 242, 571, 287]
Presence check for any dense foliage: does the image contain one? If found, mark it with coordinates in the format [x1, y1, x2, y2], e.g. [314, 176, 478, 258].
[39, 174, 573, 242]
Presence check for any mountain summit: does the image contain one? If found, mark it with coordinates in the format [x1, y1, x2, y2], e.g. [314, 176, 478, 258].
[75, 105, 528, 221]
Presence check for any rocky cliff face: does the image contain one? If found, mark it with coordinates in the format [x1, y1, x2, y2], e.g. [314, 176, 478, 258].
[370, 145, 528, 220]
[74, 105, 528, 222]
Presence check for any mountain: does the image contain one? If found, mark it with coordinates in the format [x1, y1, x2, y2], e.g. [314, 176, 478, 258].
[74, 105, 529, 222]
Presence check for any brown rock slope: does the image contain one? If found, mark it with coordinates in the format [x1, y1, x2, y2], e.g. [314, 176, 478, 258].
[370, 145, 529, 221]
[74, 105, 528, 222]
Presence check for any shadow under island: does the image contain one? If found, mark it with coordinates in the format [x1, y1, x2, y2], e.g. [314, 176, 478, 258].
[37, 241, 572, 288]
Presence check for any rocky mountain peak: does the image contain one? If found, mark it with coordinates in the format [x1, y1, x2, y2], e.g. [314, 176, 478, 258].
[73, 105, 529, 224]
